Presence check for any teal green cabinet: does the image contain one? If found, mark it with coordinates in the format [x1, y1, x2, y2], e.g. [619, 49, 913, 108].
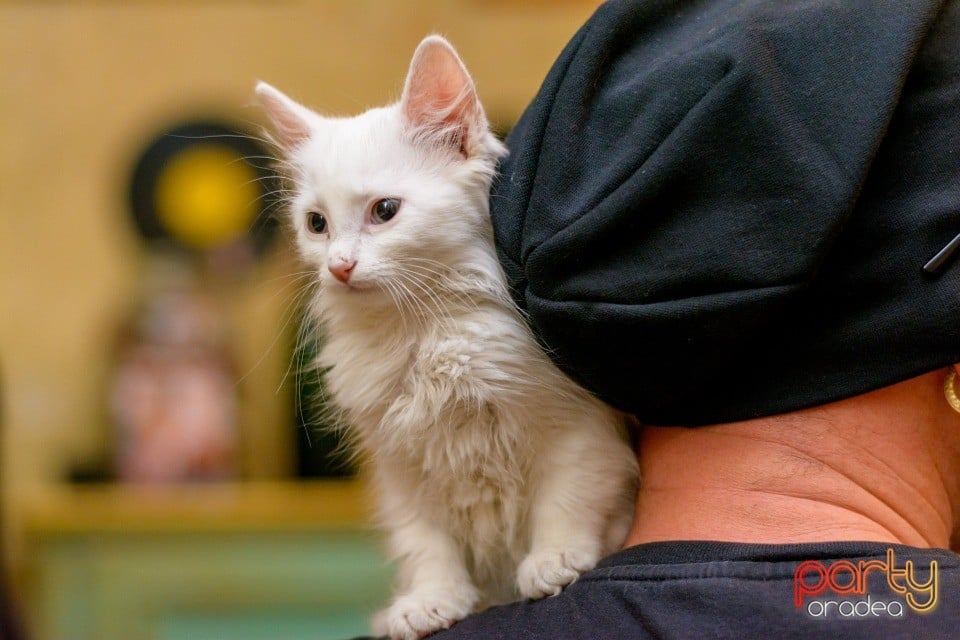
[23, 483, 392, 640]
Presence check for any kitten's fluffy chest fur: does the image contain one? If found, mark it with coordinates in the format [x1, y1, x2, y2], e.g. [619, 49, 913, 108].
[257, 35, 638, 640]
[320, 286, 540, 597]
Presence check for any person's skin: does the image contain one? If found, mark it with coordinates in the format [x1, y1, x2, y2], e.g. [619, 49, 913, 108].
[625, 364, 960, 551]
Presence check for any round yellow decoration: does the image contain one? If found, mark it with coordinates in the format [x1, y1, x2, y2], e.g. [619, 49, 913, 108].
[154, 145, 260, 250]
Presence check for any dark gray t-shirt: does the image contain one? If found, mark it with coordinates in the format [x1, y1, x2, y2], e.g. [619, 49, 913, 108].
[356, 541, 959, 639]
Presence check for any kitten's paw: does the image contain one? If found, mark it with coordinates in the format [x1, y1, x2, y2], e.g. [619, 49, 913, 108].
[380, 587, 478, 640]
[370, 608, 390, 637]
[516, 548, 597, 600]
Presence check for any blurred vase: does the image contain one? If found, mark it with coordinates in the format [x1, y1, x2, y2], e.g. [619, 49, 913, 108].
[109, 254, 239, 483]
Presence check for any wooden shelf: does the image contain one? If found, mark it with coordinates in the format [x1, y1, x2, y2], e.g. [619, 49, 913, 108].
[21, 480, 374, 536]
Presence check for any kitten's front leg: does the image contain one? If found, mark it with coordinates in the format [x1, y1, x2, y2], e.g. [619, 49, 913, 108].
[373, 515, 479, 640]
[516, 498, 601, 600]
[516, 428, 635, 600]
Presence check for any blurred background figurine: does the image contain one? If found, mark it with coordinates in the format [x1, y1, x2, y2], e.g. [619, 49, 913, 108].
[109, 255, 238, 483]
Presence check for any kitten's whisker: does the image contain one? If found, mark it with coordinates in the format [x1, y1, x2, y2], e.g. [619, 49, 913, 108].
[394, 272, 455, 328]
[392, 263, 481, 311]
[290, 313, 312, 434]
[387, 272, 434, 332]
[381, 280, 416, 335]
[256, 270, 317, 286]
[237, 278, 317, 388]
[281, 297, 318, 396]
[242, 187, 293, 212]
[253, 187, 294, 201]
[235, 154, 297, 169]
[393, 267, 475, 328]
[235, 174, 287, 190]
[391, 280, 423, 333]
[262, 197, 294, 219]
[393, 276, 450, 333]
[261, 271, 318, 304]
[277, 282, 323, 394]
[390, 257, 484, 296]
[388, 277, 429, 329]
[165, 133, 248, 140]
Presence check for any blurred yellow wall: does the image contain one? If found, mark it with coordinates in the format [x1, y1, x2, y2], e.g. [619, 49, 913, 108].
[0, 0, 601, 558]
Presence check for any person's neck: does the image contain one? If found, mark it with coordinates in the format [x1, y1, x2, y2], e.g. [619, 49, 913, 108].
[624, 370, 960, 550]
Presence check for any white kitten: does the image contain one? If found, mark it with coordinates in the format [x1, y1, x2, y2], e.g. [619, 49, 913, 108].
[256, 36, 638, 640]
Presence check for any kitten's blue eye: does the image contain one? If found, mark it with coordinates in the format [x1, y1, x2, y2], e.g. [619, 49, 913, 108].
[307, 212, 327, 234]
[371, 198, 401, 224]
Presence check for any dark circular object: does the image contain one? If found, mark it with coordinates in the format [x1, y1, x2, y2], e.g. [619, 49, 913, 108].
[128, 121, 280, 255]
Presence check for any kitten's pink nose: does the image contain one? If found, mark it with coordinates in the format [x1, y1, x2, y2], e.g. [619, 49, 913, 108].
[328, 259, 357, 284]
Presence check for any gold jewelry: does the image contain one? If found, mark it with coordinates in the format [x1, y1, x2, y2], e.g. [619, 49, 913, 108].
[945, 369, 960, 414]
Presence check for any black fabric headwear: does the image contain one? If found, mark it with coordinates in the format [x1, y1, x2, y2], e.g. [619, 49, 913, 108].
[491, 0, 960, 425]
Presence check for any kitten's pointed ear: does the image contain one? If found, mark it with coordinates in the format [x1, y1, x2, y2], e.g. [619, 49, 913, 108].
[255, 82, 314, 149]
[401, 35, 484, 155]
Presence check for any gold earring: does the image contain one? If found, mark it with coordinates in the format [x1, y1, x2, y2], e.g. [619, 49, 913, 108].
[945, 370, 960, 414]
